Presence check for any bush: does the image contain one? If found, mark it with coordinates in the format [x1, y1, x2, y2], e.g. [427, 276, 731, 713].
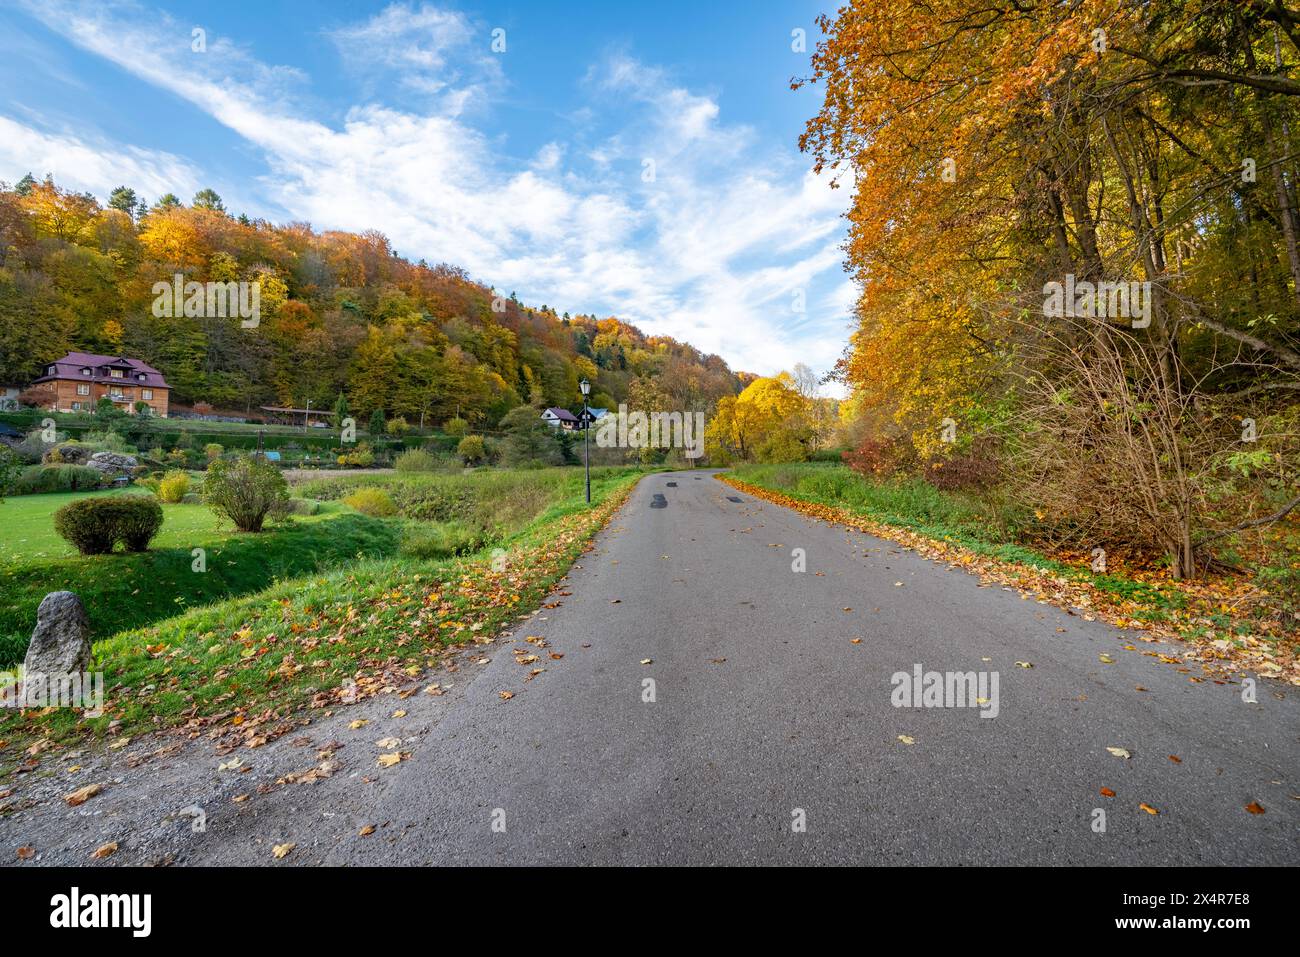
[15, 464, 104, 494]
[394, 448, 440, 473]
[204, 443, 224, 462]
[385, 416, 410, 436]
[337, 443, 376, 467]
[203, 453, 289, 532]
[922, 451, 1000, 492]
[342, 487, 397, 517]
[444, 416, 468, 437]
[158, 469, 191, 503]
[0, 446, 18, 501]
[285, 496, 321, 515]
[457, 434, 487, 465]
[82, 430, 134, 453]
[53, 495, 163, 555]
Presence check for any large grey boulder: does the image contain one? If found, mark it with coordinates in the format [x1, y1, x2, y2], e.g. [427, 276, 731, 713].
[86, 450, 138, 475]
[23, 592, 92, 678]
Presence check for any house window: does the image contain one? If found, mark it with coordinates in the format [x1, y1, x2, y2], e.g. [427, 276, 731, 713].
[110, 369, 124, 379]
[110, 387, 124, 398]
[71, 402, 83, 411]
[47, 366, 55, 375]
[81, 367, 91, 375]
[76, 384, 90, 395]
[142, 389, 153, 400]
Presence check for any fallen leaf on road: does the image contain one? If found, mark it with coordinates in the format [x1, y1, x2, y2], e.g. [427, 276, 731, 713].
[850, 638, 863, 644]
[218, 758, 243, 771]
[376, 753, 403, 768]
[1245, 801, 1266, 815]
[391, 710, 406, 718]
[1100, 787, 1116, 797]
[549, 652, 564, 659]
[1139, 803, 1159, 815]
[1015, 661, 1033, 669]
[1106, 747, 1132, 759]
[1168, 755, 1182, 764]
[640, 658, 653, 665]
[91, 842, 117, 859]
[375, 737, 400, 749]
[348, 719, 368, 729]
[498, 691, 514, 700]
[359, 825, 375, 836]
[710, 658, 726, 663]
[610, 599, 622, 604]
[897, 735, 915, 745]
[272, 842, 295, 859]
[64, 783, 102, 807]
[108, 737, 130, 749]
[1099, 654, 1115, 664]
[16, 846, 34, 860]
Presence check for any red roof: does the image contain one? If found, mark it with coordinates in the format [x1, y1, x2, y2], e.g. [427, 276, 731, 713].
[33, 352, 170, 390]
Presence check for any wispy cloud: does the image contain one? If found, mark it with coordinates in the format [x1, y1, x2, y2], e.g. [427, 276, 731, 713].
[7, 0, 852, 380]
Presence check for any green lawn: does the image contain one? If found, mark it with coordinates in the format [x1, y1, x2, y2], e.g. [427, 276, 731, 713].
[2, 488, 234, 563]
[0, 489, 399, 667]
[0, 464, 647, 760]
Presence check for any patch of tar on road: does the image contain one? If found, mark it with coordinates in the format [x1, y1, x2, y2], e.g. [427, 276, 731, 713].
[651, 493, 668, 508]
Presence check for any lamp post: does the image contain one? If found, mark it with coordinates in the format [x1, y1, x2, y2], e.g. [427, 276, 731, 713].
[579, 378, 591, 504]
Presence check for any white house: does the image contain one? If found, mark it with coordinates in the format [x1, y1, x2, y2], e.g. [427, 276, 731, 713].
[541, 407, 580, 430]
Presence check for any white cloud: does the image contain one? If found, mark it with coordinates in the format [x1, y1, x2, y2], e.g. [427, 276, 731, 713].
[0, 115, 200, 200]
[13, 0, 854, 377]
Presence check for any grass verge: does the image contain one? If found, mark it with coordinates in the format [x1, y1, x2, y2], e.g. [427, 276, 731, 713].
[0, 466, 644, 768]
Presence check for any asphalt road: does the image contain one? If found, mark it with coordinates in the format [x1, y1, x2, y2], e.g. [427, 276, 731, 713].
[318, 469, 1298, 865]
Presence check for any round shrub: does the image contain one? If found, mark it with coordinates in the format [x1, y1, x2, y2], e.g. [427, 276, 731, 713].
[203, 453, 289, 532]
[158, 469, 191, 503]
[342, 487, 397, 517]
[457, 434, 486, 465]
[53, 495, 164, 555]
[394, 448, 439, 473]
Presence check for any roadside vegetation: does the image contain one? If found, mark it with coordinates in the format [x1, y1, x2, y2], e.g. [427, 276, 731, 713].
[0, 465, 646, 762]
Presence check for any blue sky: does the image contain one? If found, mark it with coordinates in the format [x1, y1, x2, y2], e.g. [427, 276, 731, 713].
[0, 0, 853, 384]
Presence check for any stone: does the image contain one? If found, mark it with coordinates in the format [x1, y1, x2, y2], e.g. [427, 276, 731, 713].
[86, 451, 138, 475]
[43, 442, 93, 465]
[22, 592, 92, 678]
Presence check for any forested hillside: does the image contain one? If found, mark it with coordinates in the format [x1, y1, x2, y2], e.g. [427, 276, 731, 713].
[0, 177, 740, 426]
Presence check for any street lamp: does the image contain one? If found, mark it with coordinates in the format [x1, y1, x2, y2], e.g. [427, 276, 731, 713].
[579, 378, 591, 504]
